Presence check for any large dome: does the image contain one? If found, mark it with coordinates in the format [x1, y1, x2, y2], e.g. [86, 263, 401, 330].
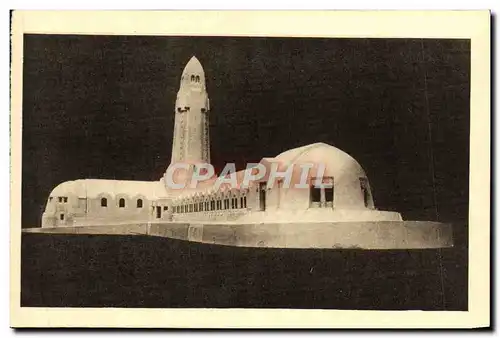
[275, 142, 367, 180]
[274, 142, 373, 210]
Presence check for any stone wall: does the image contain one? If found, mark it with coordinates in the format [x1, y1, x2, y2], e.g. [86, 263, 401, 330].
[26, 220, 453, 250]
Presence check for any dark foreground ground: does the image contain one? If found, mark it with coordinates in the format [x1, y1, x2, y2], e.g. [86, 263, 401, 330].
[21, 233, 468, 310]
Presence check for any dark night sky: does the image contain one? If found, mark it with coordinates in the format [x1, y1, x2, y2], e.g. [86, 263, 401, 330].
[22, 35, 470, 232]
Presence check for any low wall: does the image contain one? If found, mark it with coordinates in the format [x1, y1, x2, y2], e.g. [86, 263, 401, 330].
[24, 223, 150, 235]
[23, 220, 453, 250]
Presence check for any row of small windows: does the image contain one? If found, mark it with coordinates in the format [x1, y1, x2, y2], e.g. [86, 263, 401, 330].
[177, 107, 208, 114]
[49, 196, 68, 203]
[173, 196, 247, 214]
[100, 198, 143, 208]
[181, 75, 201, 83]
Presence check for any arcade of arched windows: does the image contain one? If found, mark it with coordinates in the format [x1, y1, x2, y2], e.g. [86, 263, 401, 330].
[172, 190, 248, 214]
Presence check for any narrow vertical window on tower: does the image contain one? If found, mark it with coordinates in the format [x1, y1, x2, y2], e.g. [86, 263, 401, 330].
[190, 75, 195, 82]
[119, 198, 125, 208]
[101, 198, 107, 207]
[137, 199, 143, 208]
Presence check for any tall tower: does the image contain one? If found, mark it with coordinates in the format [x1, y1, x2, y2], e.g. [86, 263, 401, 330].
[171, 56, 210, 164]
[165, 56, 210, 190]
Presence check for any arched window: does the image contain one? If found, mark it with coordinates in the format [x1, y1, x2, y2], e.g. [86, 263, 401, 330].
[195, 75, 200, 82]
[137, 199, 143, 208]
[119, 198, 125, 208]
[101, 197, 107, 207]
[191, 75, 195, 81]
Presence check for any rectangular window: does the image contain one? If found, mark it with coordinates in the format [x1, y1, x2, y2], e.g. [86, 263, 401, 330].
[164, 206, 168, 211]
[310, 186, 321, 203]
[63, 197, 68, 203]
[58, 197, 63, 203]
[60, 214, 64, 220]
[325, 187, 334, 202]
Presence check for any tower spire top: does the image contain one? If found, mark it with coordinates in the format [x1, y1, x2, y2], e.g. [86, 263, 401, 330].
[182, 55, 204, 76]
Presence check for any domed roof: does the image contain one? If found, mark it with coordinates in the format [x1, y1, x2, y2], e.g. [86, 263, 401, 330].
[275, 142, 366, 179]
[49, 179, 167, 199]
[50, 180, 86, 198]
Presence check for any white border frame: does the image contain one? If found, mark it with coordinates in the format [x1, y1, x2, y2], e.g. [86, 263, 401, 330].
[9, 10, 490, 328]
